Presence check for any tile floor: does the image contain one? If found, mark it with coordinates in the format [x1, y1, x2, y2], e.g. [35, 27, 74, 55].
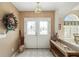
[16, 48, 54, 57]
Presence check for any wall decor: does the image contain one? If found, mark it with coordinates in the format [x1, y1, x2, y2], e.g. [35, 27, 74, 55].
[2, 13, 17, 33]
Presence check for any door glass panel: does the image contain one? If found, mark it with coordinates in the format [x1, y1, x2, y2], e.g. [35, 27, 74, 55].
[27, 21, 36, 35]
[39, 21, 48, 35]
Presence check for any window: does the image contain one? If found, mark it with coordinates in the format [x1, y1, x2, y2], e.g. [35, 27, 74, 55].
[27, 21, 36, 35]
[39, 21, 48, 35]
[64, 14, 79, 40]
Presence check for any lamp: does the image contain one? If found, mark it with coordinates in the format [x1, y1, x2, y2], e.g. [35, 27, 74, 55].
[34, 2, 42, 13]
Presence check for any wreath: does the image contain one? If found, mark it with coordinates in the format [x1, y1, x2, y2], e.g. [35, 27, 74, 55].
[2, 13, 17, 33]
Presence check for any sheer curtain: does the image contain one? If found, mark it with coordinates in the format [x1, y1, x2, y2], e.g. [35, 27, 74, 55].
[64, 21, 79, 40]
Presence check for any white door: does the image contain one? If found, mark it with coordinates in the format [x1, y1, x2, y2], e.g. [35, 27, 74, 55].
[24, 18, 51, 48]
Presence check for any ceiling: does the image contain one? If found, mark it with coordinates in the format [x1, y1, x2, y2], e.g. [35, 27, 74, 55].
[12, 2, 79, 17]
[72, 5, 79, 10]
[12, 2, 79, 11]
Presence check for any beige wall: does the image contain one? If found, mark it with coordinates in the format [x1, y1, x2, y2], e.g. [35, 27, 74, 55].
[19, 11, 55, 36]
[0, 2, 19, 56]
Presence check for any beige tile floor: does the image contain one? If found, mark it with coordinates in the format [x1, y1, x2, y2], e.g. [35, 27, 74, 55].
[16, 49, 54, 57]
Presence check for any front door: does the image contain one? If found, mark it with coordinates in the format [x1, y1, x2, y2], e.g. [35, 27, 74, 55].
[24, 18, 51, 48]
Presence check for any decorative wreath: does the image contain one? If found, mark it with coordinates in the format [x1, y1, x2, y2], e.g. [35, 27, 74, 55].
[2, 13, 17, 32]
